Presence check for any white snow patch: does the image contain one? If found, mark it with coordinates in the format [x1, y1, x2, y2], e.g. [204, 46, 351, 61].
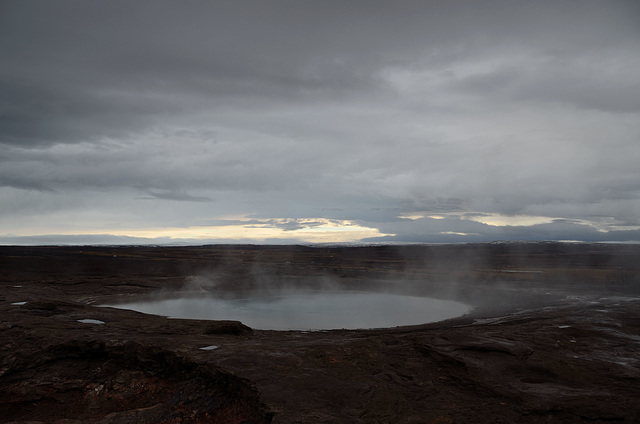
[77, 319, 105, 325]
[11, 301, 27, 306]
[558, 325, 571, 328]
[199, 345, 219, 351]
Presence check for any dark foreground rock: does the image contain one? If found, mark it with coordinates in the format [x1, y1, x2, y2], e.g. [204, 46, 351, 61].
[0, 337, 270, 424]
[1, 243, 639, 423]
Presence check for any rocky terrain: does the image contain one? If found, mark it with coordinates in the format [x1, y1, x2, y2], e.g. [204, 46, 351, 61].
[1, 243, 639, 423]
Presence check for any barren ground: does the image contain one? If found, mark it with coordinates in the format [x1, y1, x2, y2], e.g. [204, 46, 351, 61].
[1, 243, 639, 423]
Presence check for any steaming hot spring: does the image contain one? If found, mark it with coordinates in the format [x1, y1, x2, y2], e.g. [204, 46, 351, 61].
[104, 289, 471, 331]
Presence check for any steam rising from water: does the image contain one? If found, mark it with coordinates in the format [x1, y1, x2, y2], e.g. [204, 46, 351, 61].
[106, 291, 470, 330]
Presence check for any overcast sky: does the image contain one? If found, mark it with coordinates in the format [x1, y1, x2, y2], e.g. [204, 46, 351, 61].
[1, 0, 639, 245]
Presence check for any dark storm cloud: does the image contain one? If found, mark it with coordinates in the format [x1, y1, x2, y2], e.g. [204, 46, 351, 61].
[3, 0, 636, 147]
[0, 79, 171, 146]
[1, 0, 391, 146]
[1, 0, 640, 243]
[137, 189, 214, 203]
[451, 58, 640, 113]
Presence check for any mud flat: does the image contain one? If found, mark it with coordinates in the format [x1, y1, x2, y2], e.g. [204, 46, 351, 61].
[1, 243, 639, 423]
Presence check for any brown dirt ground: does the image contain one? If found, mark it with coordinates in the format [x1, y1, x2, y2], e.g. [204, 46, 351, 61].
[1, 243, 639, 423]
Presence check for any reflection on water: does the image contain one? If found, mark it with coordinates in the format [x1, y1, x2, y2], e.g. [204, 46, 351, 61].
[106, 291, 471, 330]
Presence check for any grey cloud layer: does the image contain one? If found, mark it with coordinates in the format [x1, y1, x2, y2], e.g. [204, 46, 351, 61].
[4, 1, 638, 146]
[1, 1, 639, 243]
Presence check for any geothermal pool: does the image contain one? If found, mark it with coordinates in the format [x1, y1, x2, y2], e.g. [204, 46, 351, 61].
[106, 291, 471, 330]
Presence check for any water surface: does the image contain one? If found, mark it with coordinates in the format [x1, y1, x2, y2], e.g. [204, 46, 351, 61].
[107, 291, 471, 330]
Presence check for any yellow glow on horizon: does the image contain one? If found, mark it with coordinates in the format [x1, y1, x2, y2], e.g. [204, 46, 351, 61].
[468, 214, 554, 227]
[439, 231, 476, 236]
[397, 212, 558, 227]
[398, 213, 426, 220]
[44, 218, 392, 243]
